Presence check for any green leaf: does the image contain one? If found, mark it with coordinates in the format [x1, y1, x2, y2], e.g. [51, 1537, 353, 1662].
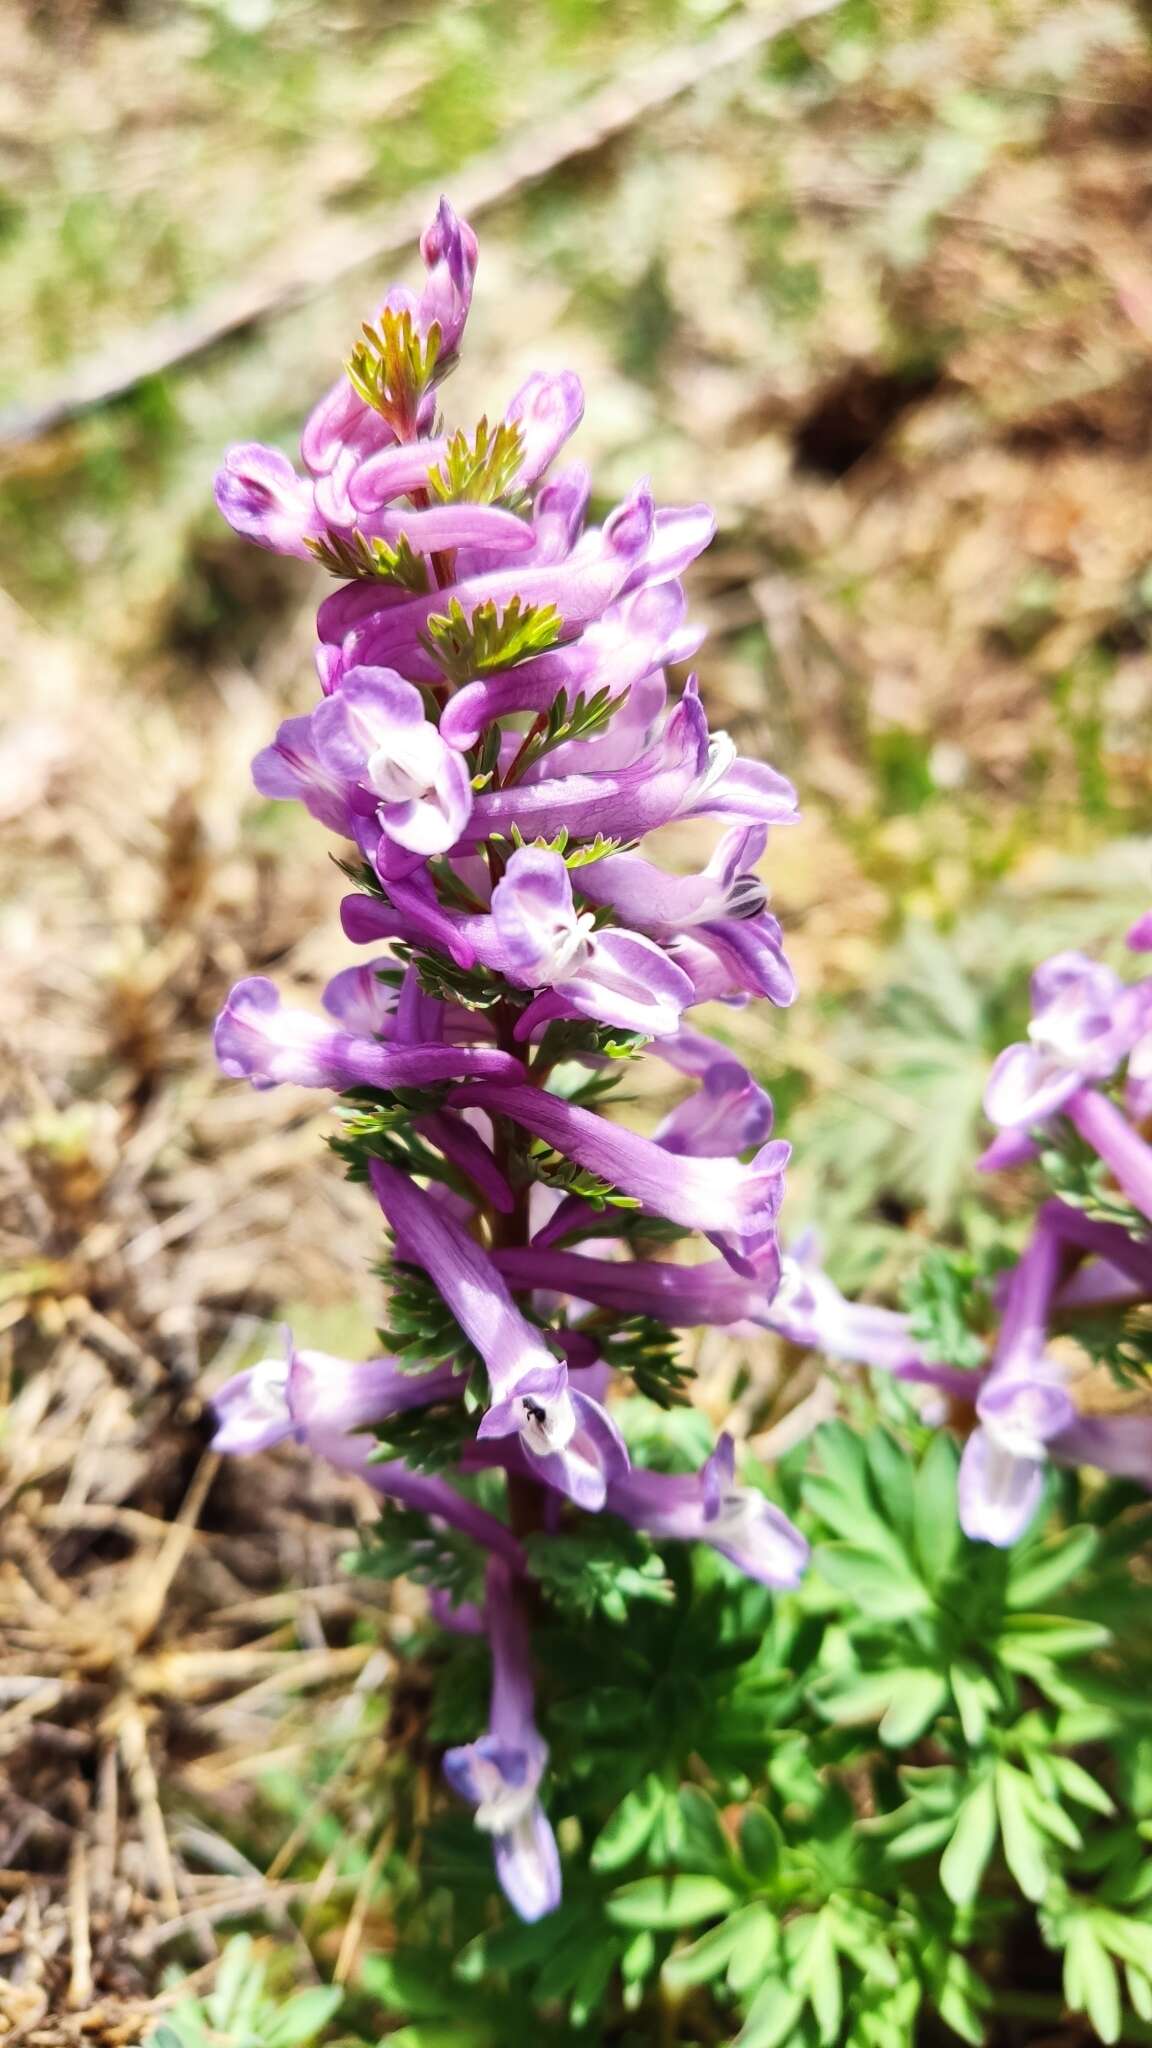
[930, 1947, 990, 2047]
[740, 1805, 784, 1883]
[421, 595, 563, 687]
[999, 1614, 1111, 1667]
[815, 1542, 931, 1620]
[262, 1988, 343, 2048]
[1065, 1919, 1122, 2044]
[672, 1785, 737, 1875]
[940, 1779, 998, 1906]
[1127, 1962, 1152, 2021]
[737, 1982, 806, 2048]
[304, 527, 428, 591]
[865, 1429, 917, 1550]
[428, 416, 526, 507]
[208, 1938, 258, 2030]
[606, 1874, 738, 1931]
[949, 1659, 994, 1747]
[1046, 1754, 1113, 1816]
[590, 1775, 667, 1873]
[996, 1763, 1051, 1902]
[879, 1669, 949, 1746]
[662, 1912, 751, 1990]
[913, 1433, 962, 1585]
[792, 1912, 843, 2044]
[1006, 1525, 1099, 1608]
[727, 1905, 782, 1996]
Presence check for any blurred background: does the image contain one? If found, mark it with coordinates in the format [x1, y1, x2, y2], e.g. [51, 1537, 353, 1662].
[1, 0, 1150, 2027]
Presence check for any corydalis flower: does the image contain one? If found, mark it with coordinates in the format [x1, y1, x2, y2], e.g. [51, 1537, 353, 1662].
[311, 667, 473, 857]
[449, 1081, 789, 1276]
[214, 977, 521, 1091]
[444, 1559, 560, 1922]
[984, 950, 1147, 1131]
[607, 1434, 808, 1588]
[487, 845, 692, 1038]
[209, 1330, 524, 1568]
[368, 1160, 628, 1508]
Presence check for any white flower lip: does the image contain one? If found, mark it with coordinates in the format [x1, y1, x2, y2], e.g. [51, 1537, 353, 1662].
[518, 1388, 577, 1456]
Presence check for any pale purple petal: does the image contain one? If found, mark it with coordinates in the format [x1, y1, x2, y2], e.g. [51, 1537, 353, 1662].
[368, 1160, 558, 1397]
[493, 1804, 562, 1923]
[215, 443, 319, 558]
[214, 977, 521, 1090]
[321, 959, 398, 1038]
[1066, 1087, 1152, 1222]
[957, 1427, 1046, 1546]
[209, 1357, 293, 1454]
[506, 370, 585, 485]
[655, 1062, 774, 1157]
[448, 1081, 789, 1275]
[983, 1042, 1080, 1129]
[252, 714, 357, 836]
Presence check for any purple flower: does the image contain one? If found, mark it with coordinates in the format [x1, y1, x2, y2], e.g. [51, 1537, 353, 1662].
[477, 1358, 629, 1512]
[252, 713, 358, 837]
[984, 951, 1143, 1130]
[215, 444, 320, 558]
[578, 826, 795, 1007]
[438, 581, 702, 755]
[1065, 1087, 1152, 1224]
[443, 1559, 561, 1922]
[210, 1329, 526, 1568]
[210, 1331, 460, 1458]
[766, 1234, 926, 1375]
[321, 957, 398, 1039]
[311, 668, 473, 856]
[486, 846, 693, 1038]
[465, 682, 712, 848]
[448, 1081, 789, 1275]
[368, 1161, 629, 1507]
[417, 196, 479, 357]
[607, 1435, 808, 1588]
[955, 1222, 1069, 1547]
[324, 479, 660, 685]
[651, 1031, 774, 1157]
[492, 1243, 774, 1325]
[1129, 911, 1152, 952]
[214, 976, 522, 1091]
[505, 371, 585, 485]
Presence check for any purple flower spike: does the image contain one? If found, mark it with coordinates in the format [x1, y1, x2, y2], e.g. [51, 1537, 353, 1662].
[1128, 911, 1152, 952]
[449, 1081, 789, 1275]
[311, 667, 473, 856]
[487, 847, 693, 1037]
[214, 977, 522, 1091]
[444, 1559, 561, 1922]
